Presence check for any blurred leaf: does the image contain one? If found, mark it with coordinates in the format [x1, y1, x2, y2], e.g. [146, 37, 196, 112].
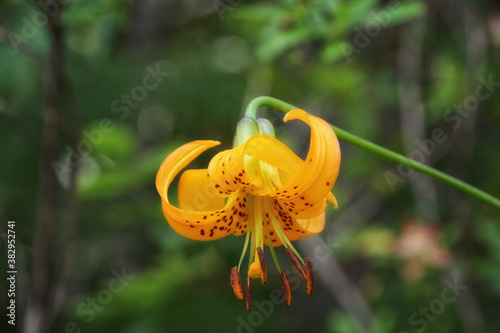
[426, 54, 464, 122]
[257, 26, 320, 61]
[321, 40, 351, 63]
[475, 220, 500, 262]
[473, 259, 500, 293]
[228, 4, 288, 23]
[351, 226, 396, 257]
[333, 0, 378, 31]
[383, 1, 426, 27]
[88, 122, 138, 161]
[327, 311, 364, 333]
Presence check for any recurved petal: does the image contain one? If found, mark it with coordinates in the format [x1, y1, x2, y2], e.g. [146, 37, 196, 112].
[156, 141, 248, 241]
[156, 140, 220, 199]
[271, 109, 340, 211]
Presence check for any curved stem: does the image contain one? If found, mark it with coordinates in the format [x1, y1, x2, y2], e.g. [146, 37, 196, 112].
[245, 96, 500, 210]
[245, 96, 297, 119]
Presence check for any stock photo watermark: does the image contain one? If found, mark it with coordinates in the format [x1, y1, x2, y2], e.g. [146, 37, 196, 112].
[6, 220, 17, 326]
[384, 74, 500, 191]
[6, 0, 68, 53]
[341, 0, 422, 63]
[52, 267, 135, 333]
[213, 0, 243, 21]
[212, 0, 243, 21]
[400, 277, 467, 333]
[51, 61, 170, 186]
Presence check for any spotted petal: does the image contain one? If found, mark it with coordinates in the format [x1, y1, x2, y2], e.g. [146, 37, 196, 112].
[156, 141, 249, 240]
[263, 199, 326, 246]
[269, 110, 340, 209]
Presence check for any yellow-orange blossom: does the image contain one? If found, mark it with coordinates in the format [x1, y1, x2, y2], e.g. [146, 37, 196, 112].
[156, 109, 341, 309]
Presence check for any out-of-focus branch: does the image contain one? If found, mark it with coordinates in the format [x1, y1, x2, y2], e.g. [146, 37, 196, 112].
[443, 2, 488, 332]
[299, 189, 383, 332]
[398, 16, 439, 221]
[301, 238, 374, 333]
[23, 1, 80, 332]
[53, 106, 80, 320]
[29, 9, 64, 333]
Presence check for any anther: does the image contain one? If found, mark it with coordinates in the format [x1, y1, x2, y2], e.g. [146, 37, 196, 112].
[246, 278, 252, 310]
[305, 258, 314, 296]
[280, 271, 292, 307]
[285, 248, 305, 280]
[230, 267, 244, 301]
[256, 247, 267, 285]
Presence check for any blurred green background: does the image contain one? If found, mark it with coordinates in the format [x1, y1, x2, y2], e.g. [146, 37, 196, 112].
[1, 0, 500, 332]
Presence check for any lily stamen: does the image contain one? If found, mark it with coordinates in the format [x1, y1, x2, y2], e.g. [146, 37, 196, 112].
[285, 248, 306, 280]
[280, 271, 292, 307]
[256, 247, 267, 284]
[245, 278, 252, 311]
[230, 266, 244, 301]
[305, 259, 314, 296]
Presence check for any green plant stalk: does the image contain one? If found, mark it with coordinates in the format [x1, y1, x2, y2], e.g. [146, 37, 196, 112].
[244, 96, 500, 209]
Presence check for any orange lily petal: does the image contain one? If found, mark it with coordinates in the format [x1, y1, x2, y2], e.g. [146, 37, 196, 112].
[207, 148, 257, 197]
[295, 213, 325, 238]
[270, 109, 340, 211]
[178, 169, 225, 211]
[156, 140, 220, 198]
[207, 134, 303, 197]
[263, 199, 325, 246]
[156, 140, 248, 241]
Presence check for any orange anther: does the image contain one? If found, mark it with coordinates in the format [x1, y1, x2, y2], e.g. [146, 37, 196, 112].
[230, 266, 244, 301]
[246, 278, 252, 310]
[286, 248, 305, 280]
[305, 259, 314, 296]
[256, 247, 267, 284]
[280, 271, 292, 307]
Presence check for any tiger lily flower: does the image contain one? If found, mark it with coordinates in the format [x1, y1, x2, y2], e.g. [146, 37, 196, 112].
[156, 109, 341, 309]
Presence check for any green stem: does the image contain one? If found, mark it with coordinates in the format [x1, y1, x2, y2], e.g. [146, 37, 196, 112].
[245, 96, 297, 119]
[245, 96, 500, 210]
